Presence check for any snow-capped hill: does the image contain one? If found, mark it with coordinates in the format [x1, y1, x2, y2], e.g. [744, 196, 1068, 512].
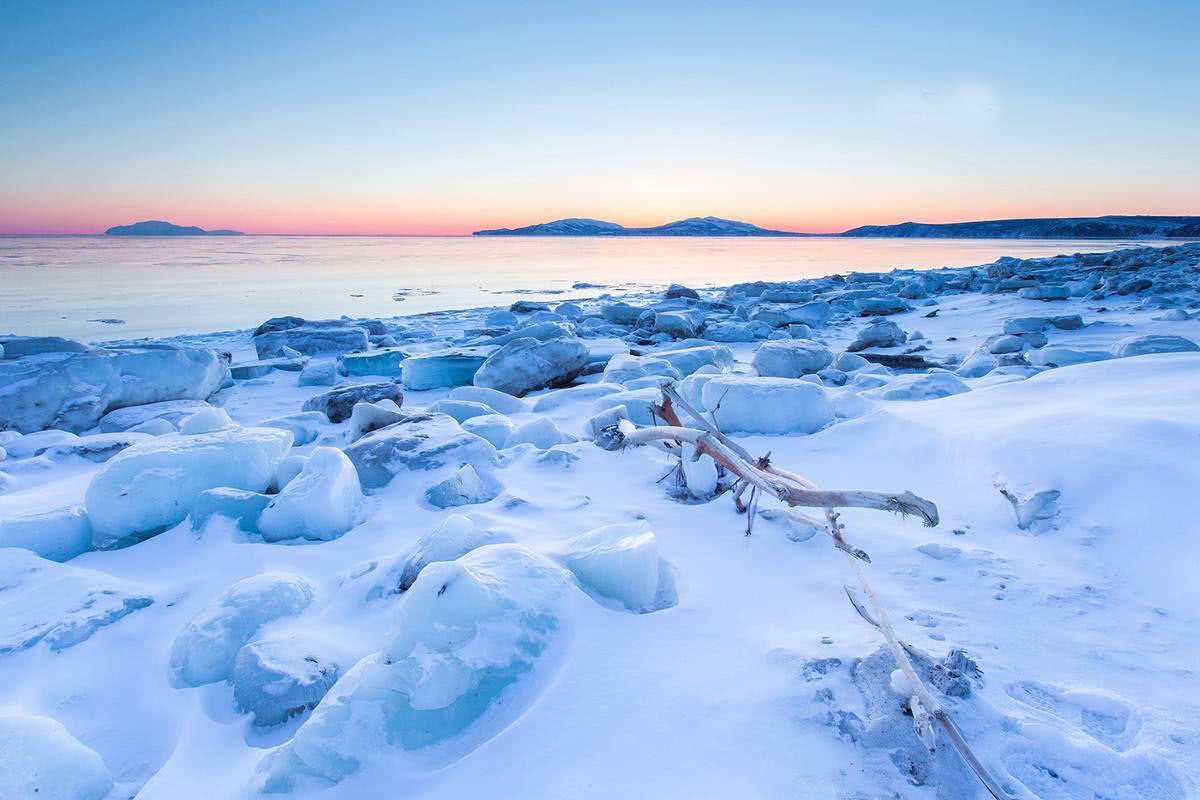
[472, 218, 626, 236]
[473, 216, 803, 236]
[105, 220, 243, 236]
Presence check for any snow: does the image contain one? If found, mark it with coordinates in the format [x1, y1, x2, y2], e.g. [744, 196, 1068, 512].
[0, 714, 113, 800]
[85, 426, 293, 546]
[2, 241, 1200, 800]
[258, 447, 362, 542]
[169, 572, 314, 687]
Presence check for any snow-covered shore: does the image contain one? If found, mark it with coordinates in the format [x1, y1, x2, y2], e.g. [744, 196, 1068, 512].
[1, 242, 1198, 800]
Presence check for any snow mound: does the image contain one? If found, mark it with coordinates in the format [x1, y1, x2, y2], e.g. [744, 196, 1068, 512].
[425, 463, 499, 509]
[178, 406, 234, 434]
[392, 514, 516, 593]
[85, 426, 293, 547]
[169, 572, 314, 686]
[0, 548, 152, 655]
[258, 447, 363, 542]
[0, 714, 112, 800]
[700, 377, 834, 435]
[460, 413, 515, 448]
[560, 522, 676, 612]
[448, 385, 526, 414]
[259, 545, 571, 791]
[862, 371, 971, 401]
[0, 505, 92, 561]
[343, 412, 495, 489]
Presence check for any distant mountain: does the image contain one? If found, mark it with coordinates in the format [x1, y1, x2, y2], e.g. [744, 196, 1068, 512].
[840, 215, 1200, 239]
[474, 216, 804, 236]
[105, 220, 243, 236]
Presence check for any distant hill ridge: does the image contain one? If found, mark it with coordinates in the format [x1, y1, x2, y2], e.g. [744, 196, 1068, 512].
[475, 214, 1200, 239]
[105, 220, 243, 236]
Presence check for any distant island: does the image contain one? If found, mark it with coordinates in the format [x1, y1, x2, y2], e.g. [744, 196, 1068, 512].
[473, 216, 806, 237]
[105, 220, 243, 236]
[474, 214, 1200, 239]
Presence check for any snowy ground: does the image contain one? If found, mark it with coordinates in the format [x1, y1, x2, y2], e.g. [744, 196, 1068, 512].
[1, 243, 1199, 800]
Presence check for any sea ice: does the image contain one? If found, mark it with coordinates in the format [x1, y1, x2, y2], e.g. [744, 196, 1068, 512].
[700, 377, 834, 435]
[258, 447, 362, 542]
[169, 572, 314, 686]
[85, 426, 293, 546]
[401, 349, 491, 391]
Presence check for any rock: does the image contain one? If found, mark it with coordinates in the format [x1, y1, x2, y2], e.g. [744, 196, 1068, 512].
[472, 338, 588, 397]
[1018, 285, 1069, 300]
[0, 714, 113, 800]
[400, 349, 491, 391]
[347, 400, 406, 442]
[0, 344, 229, 434]
[170, 573, 314, 686]
[298, 361, 337, 386]
[190, 488, 272, 533]
[339, 348, 409, 377]
[253, 325, 369, 359]
[1111, 335, 1199, 358]
[752, 340, 833, 377]
[232, 636, 341, 727]
[85, 427, 293, 546]
[0, 549, 152, 655]
[342, 413, 495, 489]
[855, 297, 912, 316]
[98, 399, 210, 432]
[302, 381, 404, 423]
[0, 506, 92, 561]
[425, 463, 497, 508]
[699, 377, 834, 435]
[664, 283, 700, 299]
[846, 319, 906, 352]
[258, 447, 362, 542]
[1117, 277, 1152, 295]
[510, 300, 551, 313]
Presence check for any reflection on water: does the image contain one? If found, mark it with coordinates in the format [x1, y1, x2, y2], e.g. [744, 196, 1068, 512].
[0, 235, 1176, 340]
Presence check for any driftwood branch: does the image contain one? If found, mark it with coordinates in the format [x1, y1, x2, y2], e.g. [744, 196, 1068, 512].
[605, 382, 1010, 799]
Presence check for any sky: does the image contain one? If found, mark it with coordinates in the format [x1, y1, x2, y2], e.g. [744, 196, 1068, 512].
[2, 0, 1198, 235]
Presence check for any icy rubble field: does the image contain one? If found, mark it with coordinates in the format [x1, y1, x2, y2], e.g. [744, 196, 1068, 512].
[1, 242, 1199, 799]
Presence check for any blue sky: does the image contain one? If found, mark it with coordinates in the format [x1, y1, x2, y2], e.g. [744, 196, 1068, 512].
[2, 0, 1197, 233]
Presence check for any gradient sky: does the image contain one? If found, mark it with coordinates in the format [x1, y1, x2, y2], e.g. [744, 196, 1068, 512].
[3, 0, 1198, 235]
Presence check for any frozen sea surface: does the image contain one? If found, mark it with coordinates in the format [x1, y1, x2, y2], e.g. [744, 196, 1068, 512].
[1, 234, 1185, 339]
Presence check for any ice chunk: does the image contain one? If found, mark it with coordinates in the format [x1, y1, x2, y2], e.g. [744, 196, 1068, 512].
[656, 344, 733, 376]
[700, 377, 834, 435]
[98, 398, 209, 432]
[681, 443, 718, 498]
[258, 546, 570, 791]
[590, 387, 666, 426]
[259, 447, 362, 542]
[0, 506, 92, 562]
[4, 429, 79, 459]
[0, 343, 229, 434]
[343, 412, 495, 489]
[862, 372, 971, 401]
[428, 399, 500, 424]
[302, 381, 403, 423]
[0, 548, 153, 654]
[1111, 334, 1199, 357]
[1028, 346, 1113, 368]
[530, 383, 624, 413]
[560, 522, 673, 612]
[259, 411, 327, 446]
[233, 636, 341, 726]
[254, 324, 369, 359]
[0, 714, 112, 800]
[85, 426, 293, 547]
[472, 337, 589, 397]
[846, 319, 906, 351]
[179, 406, 235, 434]
[401, 348, 491, 391]
[394, 515, 515, 593]
[297, 361, 337, 386]
[339, 347, 409, 376]
[191, 488, 272, 533]
[752, 340, 833, 377]
[127, 417, 177, 435]
[170, 572, 314, 686]
[460, 414, 515, 449]
[448, 385, 526, 414]
[424, 464, 498, 508]
[503, 417, 568, 449]
[39, 431, 151, 462]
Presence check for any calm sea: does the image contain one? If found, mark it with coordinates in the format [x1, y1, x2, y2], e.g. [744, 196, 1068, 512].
[0, 235, 1175, 341]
